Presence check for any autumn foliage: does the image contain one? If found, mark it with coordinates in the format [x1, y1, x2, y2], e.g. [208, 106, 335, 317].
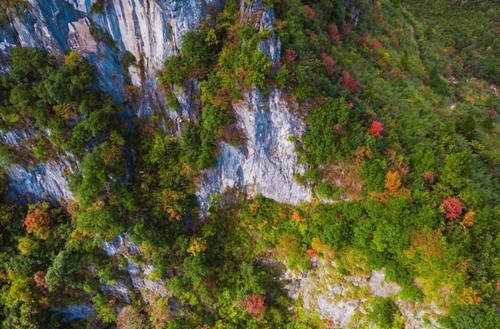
[303, 5, 316, 20]
[334, 123, 345, 135]
[241, 293, 266, 318]
[368, 121, 384, 137]
[291, 211, 305, 222]
[116, 305, 145, 329]
[284, 48, 298, 63]
[33, 271, 49, 294]
[461, 211, 475, 227]
[321, 52, 336, 76]
[328, 24, 341, 43]
[422, 171, 436, 184]
[342, 70, 359, 93]
[442, 197, 463, 219]
[23, 207, 51, 237]
[384, 171, 401, 194]
[162, 190, 183, 221]
[306, 249, 317, 257]
[371, 39, 382, 51]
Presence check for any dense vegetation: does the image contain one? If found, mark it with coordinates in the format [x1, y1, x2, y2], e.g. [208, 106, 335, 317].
[160, 0, 273, 168]
[0, 0, 28, 23]
[0, 0, 497, 328]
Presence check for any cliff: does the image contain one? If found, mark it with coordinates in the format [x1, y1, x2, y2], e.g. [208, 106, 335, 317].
[0, 0, 310, 212]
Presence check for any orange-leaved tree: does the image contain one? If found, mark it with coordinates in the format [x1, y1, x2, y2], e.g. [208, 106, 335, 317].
[23, 205, 51, 238]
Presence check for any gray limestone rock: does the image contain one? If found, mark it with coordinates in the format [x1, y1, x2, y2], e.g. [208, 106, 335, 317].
[196, 2, 311, 215]
[104, 234, 169, 302]
[0, 0, 220, 201]
[197, 88, 311, 215]
[6, 159, 74, 203]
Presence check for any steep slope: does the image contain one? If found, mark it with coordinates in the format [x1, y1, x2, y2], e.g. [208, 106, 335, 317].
[0, 0, 309, 214]
[0, 0, 497, 328]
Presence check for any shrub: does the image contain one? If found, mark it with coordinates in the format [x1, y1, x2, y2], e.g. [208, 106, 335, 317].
[0, 144, 19, 166]
[90, 0, 107, 13]
[321, 52, 336, 76]
[23, 206, 51, 238]
[422, 171, 436, 184]
[45, 252, 66, 290]
[120, 50, 137, 69]
[367, 297, 400, 328]
[371, 39, 382, 51]
[361, 158, 387, 193]
[441, 304, 496, 329]
[441, 197, 463, 219]
[385, 170, 401, 194]
[342, 70, 359, 93]
[2, 47, 118, 156]
[461, 211, 475, 227]
[116, 306, 145, 329]
[328, 24, 341, 43]
[241, 293, 266, 318]
[301, 97, 358, 165]
[303, 5, 316, 20]
[92, 293, 116, 323]
[368, 120, 384, 137]
[89, 24, 115, 47]
[284, 48, 298, 63]
[33, 271, 49, 294]
[0, 0, 28, 16]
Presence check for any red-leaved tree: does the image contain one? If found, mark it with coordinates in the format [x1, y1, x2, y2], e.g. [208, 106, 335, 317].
[422, 171, 436, 185]
[371, 39, 382, 51]
[284, 48, 298, 63]
[321, 52, 336, 76]
[306, 249, 317, 257]
[368, 121, 384, 137]
[33, 271, 49, 294]
[303, 5, 316, 20]
[342, 70, 359, 93]
[241, 293, 266, 318]
[442, 197, 463, 219]
[334, 123, 345, 135]
[328, 24, 341, 43]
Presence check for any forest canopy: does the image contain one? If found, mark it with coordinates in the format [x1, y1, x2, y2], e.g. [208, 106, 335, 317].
[0, 0, 497, 328]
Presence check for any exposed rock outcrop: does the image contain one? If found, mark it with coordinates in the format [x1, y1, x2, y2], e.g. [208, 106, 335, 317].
[196, 3, 311, 215]
[1, 0, 311, 215]
[0, 0, 220, 201]
[1, 128, 75, 202]
[7, 160, 74, 203]
[197, 88, 311, 215]
[104, 234, 169, 303]
[281, 258, 443, 328]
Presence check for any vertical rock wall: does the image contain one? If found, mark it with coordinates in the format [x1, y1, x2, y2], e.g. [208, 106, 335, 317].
[0, 0, 311, 213]
[197, 3, 311, 215]
[0, 0, 219, 201]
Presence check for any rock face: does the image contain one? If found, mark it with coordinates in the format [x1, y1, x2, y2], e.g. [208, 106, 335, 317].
[197, 4, 311, 215]
[0, 0, 221, 200]
[7, 160, 74, 203]
[103, 234, 169, 302]
[281, 259, 442, 328]
[197, 88, 311, 215]
[0, 128, 74, 203]
[0, 2, 312, 320]
[0, 0, 311, 214]
[0, 0, 220, 101]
